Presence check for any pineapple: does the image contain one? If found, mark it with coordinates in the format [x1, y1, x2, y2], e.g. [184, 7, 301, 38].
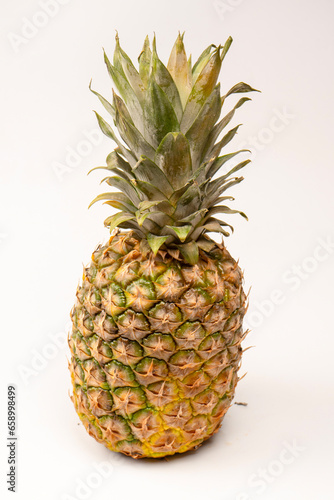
[69, 33, 257, 459]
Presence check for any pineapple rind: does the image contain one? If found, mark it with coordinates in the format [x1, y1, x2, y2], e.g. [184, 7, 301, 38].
[69, 231, 246, 458]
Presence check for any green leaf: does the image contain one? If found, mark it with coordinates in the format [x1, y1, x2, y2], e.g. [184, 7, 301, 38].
[87, 165, 109, 175]
[152, 35, 183, 122]
[112, 33, 126, 77]
[94, 111, 137, 167]
[136, 209, 159, 226]
[104, 176, 141, 206]
[138, 35, 152, 88]
[136, 200, 174, 218]
[147, 233, 169, 254]
[185, 85, 222, 169]
[89, 81, 115, 118]
[154, 132, 192, 190]
[179, 208, 208, 226]
[104, 218, 142, 236]
[90, 191, 135, 207]
[105, 212, 135, 232]
[104, 200, 136, 213]
[143, 78, 180, 147]
[174, 181, 201, 219]
[132, 156, 174, 198]
[100, 169, 130, 184]
[144, 216, 170, 233]
[234, 96, 252, 109]
[192, 44, 216, 83]
[94, 111, 117, 140]
[113, 94, 156, 160]
[208, 160, 250, 195]
[225, 82, 260, 98]
[206, 205, 248, 220]
[207, 174, 242, 197]
[89, 192, 122, 209]
[220, 36, 233, 62]
[131, 178, 168, 202]
[181, 46, 222, 132]
[166, 224, 192, 242]
[102, 192, 137, 213]
[191, 217, 234, 241]
[196, 237, 216, 252]
[206, 150, 250, 179]
[177, 241, 199, 264]
[202, 97, 250, 161]
[216, 176, 244, 197]
[203, 219, 231, 236]
[214, 196, 235, 204]
[167, 32, 192, 108]
[136, 198, 174, 227]
[204, 125, 241, 164]
[216, 159, 251, 183]
[204, 176, 244, 208]
[114, 34, 146, 106]
[88, 151, 133, 178]
[187, 226, 204, 241]
[112, 91, 134, 124]
[168, 182, 191, 206]
[138, 200, 163, 211]
[139, 209, 173, 229]
[117, 222, 145, 239]
[106, 151, 132, 175]
[104, 50, 144, 134]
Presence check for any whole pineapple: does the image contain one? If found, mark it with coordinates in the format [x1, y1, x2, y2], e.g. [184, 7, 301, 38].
[69, 33, 257, 459]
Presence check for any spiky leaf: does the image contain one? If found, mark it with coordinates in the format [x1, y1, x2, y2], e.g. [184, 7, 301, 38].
[152, 36, 183, 121]
[166, 224, 192, 242]
[225, 82, 260, 98]
[94, 112, 137, 167]
[155, 132, 192, 190]
[132, 157, 174, 198]
[138, 36, 152, 87]
[203, 125, 241, 164]
[114, 34, 145, 105]
[89, 81, 115, 118]
[177, 241, 199, 264]
[185, 85, 222, 168]
[192, 44, 216, 83]
[105, 212, 135, 232]
[147, 233, 169, 254]
[206, 150, 250, 179]
[114, 94, 156, 160]
[104, 50, 144, 133]
[104, 176, 141, 206]
[181, 46, 223, 132]
[167, 32, 192, 108]
[143, 79, 180, 147]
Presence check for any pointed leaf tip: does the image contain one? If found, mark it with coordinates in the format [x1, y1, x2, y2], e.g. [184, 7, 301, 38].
[147, 233, 169, 255]
[221, 36, 233, 61]
[178, 241, 199, 264]
[166, 224, 192, 242]
[167, 32, 192, 108]
[225, 82, 260, 97]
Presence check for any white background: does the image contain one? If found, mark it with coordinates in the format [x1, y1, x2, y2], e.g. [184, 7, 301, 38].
[1, 0, 334, 499]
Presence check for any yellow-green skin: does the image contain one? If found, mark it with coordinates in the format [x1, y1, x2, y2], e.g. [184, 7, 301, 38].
[69, 231, 246, 458]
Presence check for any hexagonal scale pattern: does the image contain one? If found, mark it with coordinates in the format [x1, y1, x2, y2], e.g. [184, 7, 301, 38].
[69, 232, 247, 458]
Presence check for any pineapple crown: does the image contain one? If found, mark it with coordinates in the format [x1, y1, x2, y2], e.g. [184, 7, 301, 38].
[89, 32, 258, 264]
